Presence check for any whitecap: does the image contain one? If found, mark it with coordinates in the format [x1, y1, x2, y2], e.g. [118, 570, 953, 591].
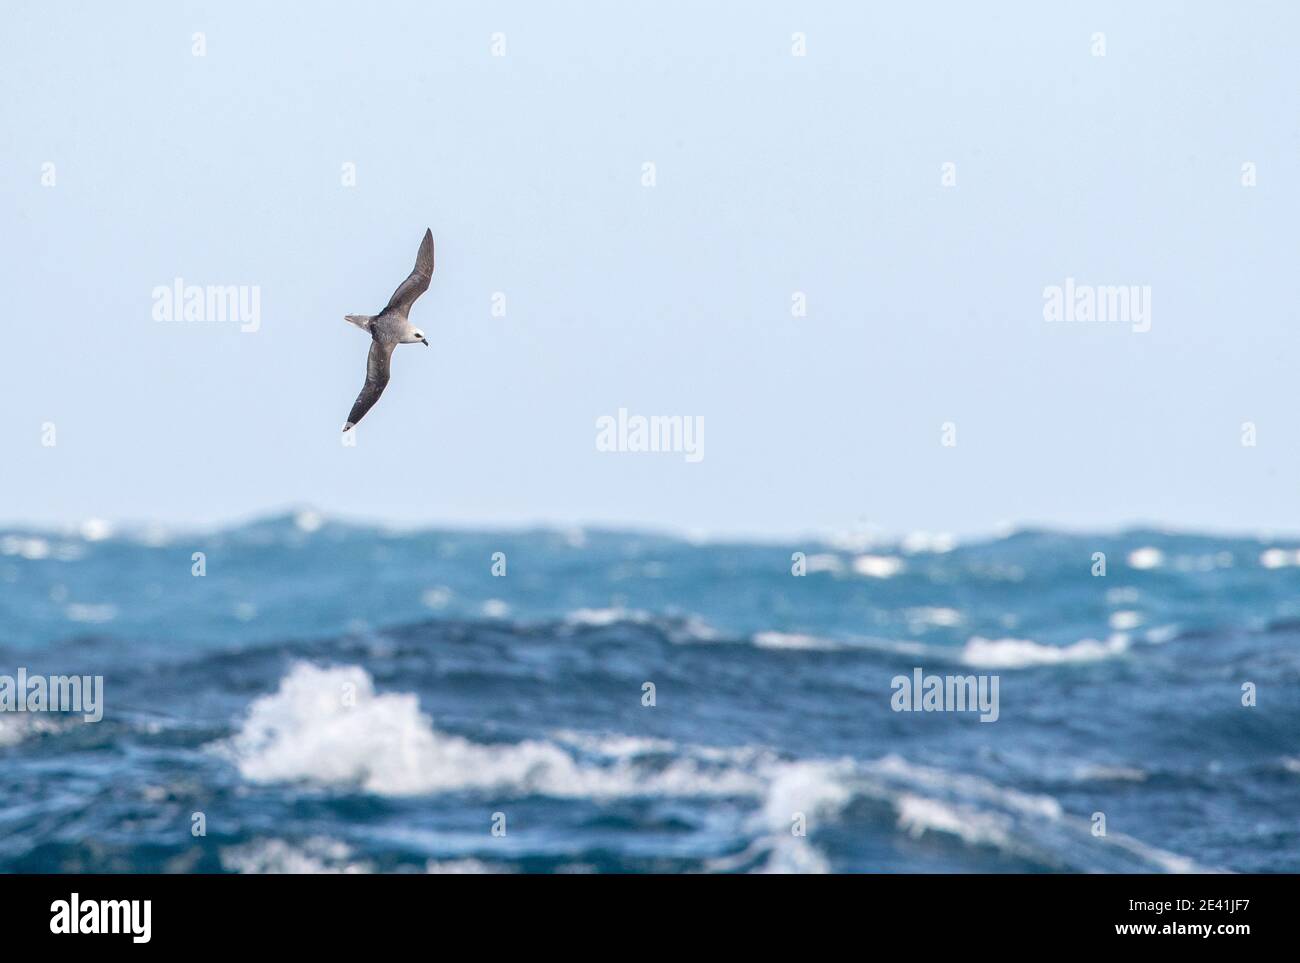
[220, 837, 370, 874]
[900, 532, 956, 555]
[219, 663, 763, 800]
[80, 519, 113, 542]
[1260, 548, 1300, 569]
[564, 607, 648, 627]
[1109, 610, 1142, 630]
[751, 631, 838, 651]
[961, 634, 1129, 669]
[1, 536, 50, 560]
[1127, 547, 1164, 570]
[1144, 623, 1181, 644]
[216, 664, 1209, 874]
[852, 555, 904, 578]
[758, 759, 855, 829]
[869, 754, 1064, 821]
[896, 794, 1012, 847]
[756, 835, 833, 874]
[0, 714, 60, 747]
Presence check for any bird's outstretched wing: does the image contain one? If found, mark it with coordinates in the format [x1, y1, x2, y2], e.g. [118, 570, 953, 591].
[384, 228, 434, 314]
[343, 340, 397, 430]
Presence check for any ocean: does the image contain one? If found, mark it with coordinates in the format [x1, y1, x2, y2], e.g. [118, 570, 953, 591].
[1, 512, 1297, 873]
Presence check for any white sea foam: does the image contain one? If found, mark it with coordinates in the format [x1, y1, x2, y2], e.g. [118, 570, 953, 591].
[1128, 547, 1164, 570]
[869, 754, 1064, 821]
[1145, 623, 1181, 644]
[900, 532, 956, 555]
[550, 731, 678, 757]
[579, 617, 1138, 668]
[758, 759, 856, 830]
[823, 529, 883, 553]
[896, 795, 1012, 848]
[852, 555, 905, 579]
[221, 663, 765, 799]
[1260, 547, 1300, 569]
[220, 837, 370, 874]
[960, 634, 1129, 669]
[751, 631, 838, 651]
[0, 714, 60, 747]
[868, 754, 1206, 871]
[563, 607, 649, 627]
[716, 758, 856, 874]
[222, 663, 585, 796]
[0, 536, 50, 560]
[754, 834, 833, 874]
[561, 607, 721, 645]
[1108, 610, 1142, 631]
[80, 519, 113, 542]
[219, 663, 1208, 874]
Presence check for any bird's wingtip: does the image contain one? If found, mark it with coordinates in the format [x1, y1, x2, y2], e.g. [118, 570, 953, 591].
[342, 423, 354, 433]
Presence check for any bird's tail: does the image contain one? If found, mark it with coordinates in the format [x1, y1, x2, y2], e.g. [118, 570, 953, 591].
[345, 314, 374, 331]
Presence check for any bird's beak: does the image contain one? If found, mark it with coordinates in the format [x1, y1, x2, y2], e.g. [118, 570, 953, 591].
[421, 338, 429, 346]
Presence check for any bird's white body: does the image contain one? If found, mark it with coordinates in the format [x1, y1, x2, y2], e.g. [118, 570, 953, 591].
[346, 313, 426, 344]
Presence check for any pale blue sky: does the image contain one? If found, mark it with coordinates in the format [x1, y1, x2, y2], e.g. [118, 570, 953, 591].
[2, 2, 1296, 538]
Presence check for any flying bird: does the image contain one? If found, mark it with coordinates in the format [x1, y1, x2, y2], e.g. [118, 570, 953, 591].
[341, 228, 434, 431]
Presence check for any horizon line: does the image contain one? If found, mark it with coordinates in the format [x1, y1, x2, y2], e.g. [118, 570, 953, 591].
[2, 506, 1298, 549]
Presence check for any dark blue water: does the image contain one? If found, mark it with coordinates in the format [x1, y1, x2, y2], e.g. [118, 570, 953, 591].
[1, 512, 1297, 872]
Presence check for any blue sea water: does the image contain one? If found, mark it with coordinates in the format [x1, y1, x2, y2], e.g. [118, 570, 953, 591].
[1, 512, 1297, 873]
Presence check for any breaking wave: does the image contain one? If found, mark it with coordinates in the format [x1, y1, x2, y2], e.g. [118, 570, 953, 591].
[214, 662, 1210, 873]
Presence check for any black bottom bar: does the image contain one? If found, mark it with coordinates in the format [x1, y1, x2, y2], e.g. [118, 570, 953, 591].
[1, 872, 1286, 948]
